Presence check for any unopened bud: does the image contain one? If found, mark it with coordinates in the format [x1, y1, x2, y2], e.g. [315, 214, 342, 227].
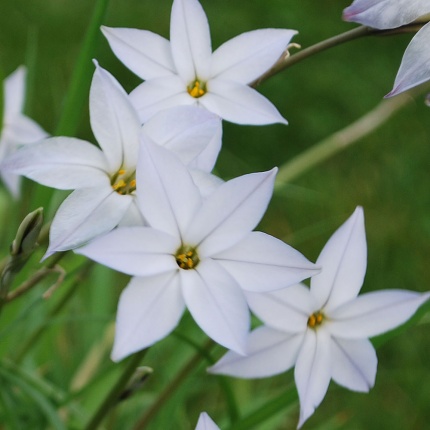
[118, 366, 153, 402]
[11, 207, 43, 259]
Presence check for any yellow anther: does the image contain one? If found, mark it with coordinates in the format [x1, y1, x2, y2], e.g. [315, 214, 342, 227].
[111, 168, 136, 195]
[187, 80, 206, 98]
[307, 311, 324, 329]
[112, 179, 126, 191]
[175, 246, 199, 270]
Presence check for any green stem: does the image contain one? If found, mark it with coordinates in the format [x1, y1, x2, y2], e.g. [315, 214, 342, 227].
[227, 387, 297, 430]
[251, 26, 375, 87]
[84, 349, 148, 430]
[14, 260, 93, 363]
[174, 332, 240, 424]
[55, 0, 110, 136]
[251, 20, 430, 88]
[132, 339, 214, 430]
[274, 85, 429, 187]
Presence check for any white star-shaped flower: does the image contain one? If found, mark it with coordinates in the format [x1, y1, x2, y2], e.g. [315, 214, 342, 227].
[0, 66, 48, 197]
[76, 140, 319, 361]
[102, 0, 297, 125]
[195, 412, 220, 430]
[343, 0, 430, 96]
[210, 207, 430, 428]
[2, 63, 222, 257]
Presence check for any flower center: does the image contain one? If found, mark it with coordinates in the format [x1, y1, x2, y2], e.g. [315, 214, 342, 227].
[111, 169, 136, 195]
[175, 245, 200, 270]
[187, 79, 206, 98]
[307, 311, 324, 329]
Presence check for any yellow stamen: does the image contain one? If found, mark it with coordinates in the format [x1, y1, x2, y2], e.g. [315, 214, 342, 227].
[111, 168, 136, 195]
[175, 246, 199, 270]
[112, 179, 126, 191]
[187, 80, 206, 98]
[307, 311, 324, 329]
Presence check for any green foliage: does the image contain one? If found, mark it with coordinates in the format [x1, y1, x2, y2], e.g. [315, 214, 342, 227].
[0, 0, 429, 429]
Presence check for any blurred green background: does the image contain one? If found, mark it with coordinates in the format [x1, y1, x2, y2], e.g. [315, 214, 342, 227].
[0, 0, 429, 429]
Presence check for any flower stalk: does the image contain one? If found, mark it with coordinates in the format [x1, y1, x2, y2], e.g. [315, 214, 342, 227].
[83, 348, 148, 430]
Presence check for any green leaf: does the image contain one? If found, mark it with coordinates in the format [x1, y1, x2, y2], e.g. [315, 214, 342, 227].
[0, 367, 66, 430]
[55, 0, 110, 136]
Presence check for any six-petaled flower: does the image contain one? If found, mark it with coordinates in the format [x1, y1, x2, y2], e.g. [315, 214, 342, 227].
[77, 140, 319, 360]
[102, 0, 297, 125]
[210, 207, 430, 428]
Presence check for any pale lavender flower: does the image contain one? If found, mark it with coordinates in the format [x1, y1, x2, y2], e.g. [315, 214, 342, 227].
[195, 412, 220, 430]
[2, 64, 222, 256]
[210, 207, 430, 428]
[77, 140, 319, 361]
[343, 0, 430, 96]
[0, 66, 48, 197]
[102, 0, 297, 125]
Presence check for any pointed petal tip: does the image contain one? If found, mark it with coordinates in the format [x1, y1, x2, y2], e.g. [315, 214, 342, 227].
[40, 248, 57, 263]
[100, 25, 111, 35]
[384, 86, 399, 98]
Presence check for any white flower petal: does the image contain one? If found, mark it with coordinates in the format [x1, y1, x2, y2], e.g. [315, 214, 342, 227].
[328, 290, 430, 338]
[190, 170, 224, 198]
[3, 115, 48, 144]
[118, 200, 146, 227]
[112, 273, 185, 361]
[195, 412, 220, 430]
[3, 66, 26, 115]
[295, 328, 332, 429]
[170, 0, 212, 82]
[0, 170, 20, 198]
[212, 29, 297, 84]
[386, 23, 430, 97]
[130, 77, 194, 123]
[45, 187, 133, 257]
[200, 79, 287, 125]
[209, 326, 303, 378]
[181, 258, 250, 354]
[214, 231, 319, 293]
[311, 207, 367, 312]
[142, 105, 222, 169]
[343, 0, 430, 29]
[188, 120, 222, 173]
[245, 284, 316, 333]
[101, 26, 176, 80]
[1, 137, 109, 189]
[137, 139, 202, 238]
[187, 169, 277, 256]
[76, 226, 179, 276]
[331, 337, 377, 392]
[90, 64, 141, 172]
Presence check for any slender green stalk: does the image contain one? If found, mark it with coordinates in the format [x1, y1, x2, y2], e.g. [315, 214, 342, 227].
[84, 349, 148, 430]
[132, 339, 216, 430]
[174, 332, 240, 424]
[55, 0, 110, 136]
[251, 20, 428, 88]
[14, 260, 93, 363]
[227, 387, 297, 430]
[274, 84, 430, 187]
[251, 26, 374, 87]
